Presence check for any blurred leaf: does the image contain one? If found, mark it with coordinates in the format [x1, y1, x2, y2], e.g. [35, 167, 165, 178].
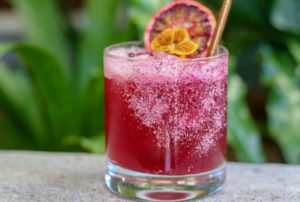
[128, 5, 151, 37]
[78, 0, 119, 88]
[271, 0, 300, 35]
[129, 0, 170, 38]
[261, 45, 300, 164]
[260, 45, 295, 85]
[10, 0, 69, 71]
[78, 0, 136, 142]
[130, 0, 170, 13]
[287, 39, 300, 65]
[79, 134, 105, 154]
[228, 55, 237, 76]
[0, 63, 46, 146]
[0, 112, 33, 149]
[10, 44, 79, 147]
[230, 0, 271, 25]
[228, 75, 266, 163]
[0, 44, 10, 56]
[63, 134, 105, 154]
[79, 68, 105, 136]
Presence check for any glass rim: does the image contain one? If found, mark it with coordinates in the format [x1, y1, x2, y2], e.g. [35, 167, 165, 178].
[104, 41, 228, 62]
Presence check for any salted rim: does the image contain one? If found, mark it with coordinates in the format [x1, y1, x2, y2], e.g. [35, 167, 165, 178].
[104, 41, 228, 63]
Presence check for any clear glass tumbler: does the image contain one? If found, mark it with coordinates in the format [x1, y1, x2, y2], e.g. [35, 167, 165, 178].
[104, 41, 228, 201]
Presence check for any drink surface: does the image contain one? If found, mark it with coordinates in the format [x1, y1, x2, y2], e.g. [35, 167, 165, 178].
[105, 45, 228, 175]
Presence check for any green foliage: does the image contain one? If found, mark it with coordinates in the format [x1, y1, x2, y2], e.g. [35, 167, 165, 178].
[0, 62, 43, 147]
[10, 0, 69, 70]
[0, 0, 299, 164]
[78, 0, 119, 87]
[228, 74, 266, 163]
[227, 57, 265, 163]
[271, 0, 300, 35]
[226, 0, 300, 163]
[129, 0, 169, 37]
[77, 0, 134, 138]
[260, 0, 300, 164]
[0, 0, 134, 152]
[1, 44, 78, 149]
[261, 45, 300, 164]
[13, 45, 78, 146]
[63, 134, 106, 154]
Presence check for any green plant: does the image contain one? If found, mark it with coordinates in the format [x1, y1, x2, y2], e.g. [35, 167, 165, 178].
[260, 42, 300, 164]
[0, 0, 134, 152]
[228, 58, 265, 163]
[0, 0, 299, 164]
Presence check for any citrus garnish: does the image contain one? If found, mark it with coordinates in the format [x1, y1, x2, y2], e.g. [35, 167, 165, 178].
[173, 27, 189, 44]
[151, 28, 198, 56]
[151, 28, 174, 52]
[144, 0, 216, 57]
[170, 39, 198, 56]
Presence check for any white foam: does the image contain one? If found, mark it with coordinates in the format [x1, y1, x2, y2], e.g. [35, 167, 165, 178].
[104, 47, 228, 82]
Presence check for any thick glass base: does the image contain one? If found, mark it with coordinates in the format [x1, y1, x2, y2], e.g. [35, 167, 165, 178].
[105, 161, 225, 201]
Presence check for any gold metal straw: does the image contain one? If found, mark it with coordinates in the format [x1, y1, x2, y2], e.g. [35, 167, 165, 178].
[208, 0, 233, 56]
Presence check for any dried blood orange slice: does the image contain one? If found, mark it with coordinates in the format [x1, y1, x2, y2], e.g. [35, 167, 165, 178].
[144, 0, 216, 57]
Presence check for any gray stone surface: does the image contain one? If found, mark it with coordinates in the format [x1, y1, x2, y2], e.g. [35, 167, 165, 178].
[0, 151, 299, 202]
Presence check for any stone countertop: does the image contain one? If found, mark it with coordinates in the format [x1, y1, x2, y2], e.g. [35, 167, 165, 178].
[0, 152, 299, 202]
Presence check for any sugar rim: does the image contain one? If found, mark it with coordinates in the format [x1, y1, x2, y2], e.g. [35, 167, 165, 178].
[104, 41, 228, 63]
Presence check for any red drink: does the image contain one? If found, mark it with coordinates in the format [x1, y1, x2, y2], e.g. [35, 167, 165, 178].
[105, 43, 228, 175]
[104, 0, 231, 199]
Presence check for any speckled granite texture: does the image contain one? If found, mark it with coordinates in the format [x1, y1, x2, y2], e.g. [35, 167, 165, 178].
[0, 152, 299, 202]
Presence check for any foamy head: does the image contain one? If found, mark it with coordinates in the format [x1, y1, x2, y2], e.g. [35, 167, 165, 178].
[104, 42, 228, 82]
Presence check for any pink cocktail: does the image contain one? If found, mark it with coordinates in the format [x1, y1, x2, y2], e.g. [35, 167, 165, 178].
[104, 42, 228, 201]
